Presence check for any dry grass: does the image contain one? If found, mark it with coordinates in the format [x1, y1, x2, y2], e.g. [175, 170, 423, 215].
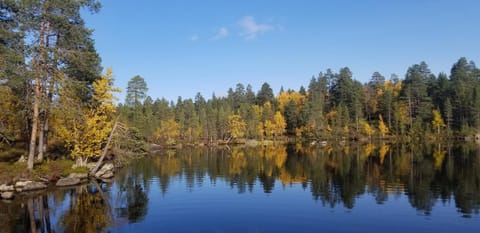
[0, 159, 88, 184]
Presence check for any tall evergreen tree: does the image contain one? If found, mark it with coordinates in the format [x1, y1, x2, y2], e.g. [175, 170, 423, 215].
[450, 58, 480, 130]
[126, 75, 148, 107]
[18, 0, 102, 169]
[257, 82, 274, 105]
[402, 62, 433, 133]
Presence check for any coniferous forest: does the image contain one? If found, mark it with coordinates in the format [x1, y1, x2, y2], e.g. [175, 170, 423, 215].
[1, 0, 480, 169]
[118, 58, 480, 146]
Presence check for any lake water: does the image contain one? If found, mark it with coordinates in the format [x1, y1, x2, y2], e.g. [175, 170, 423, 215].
[1, 143, 480, 233]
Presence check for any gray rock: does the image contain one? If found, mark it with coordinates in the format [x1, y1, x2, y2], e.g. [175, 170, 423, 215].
[1, 192, 14, 200]
[15, 180, 32, 188]
[100, 171, 114, 179]
[56, 177, 81, 187]
[21, 181, 47, 192]
[0, 184, 14, 192]
[101, 163, 114, 171]
[17, 155, 26, 163]
[94, 163, 115, 178]
[68, 173, 89, 180]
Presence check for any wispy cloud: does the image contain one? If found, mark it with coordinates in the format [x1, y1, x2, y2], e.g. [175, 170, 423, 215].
[189, 34, 199, 41]
[238, 16, 274, 40]
[212, 27, 229, 40]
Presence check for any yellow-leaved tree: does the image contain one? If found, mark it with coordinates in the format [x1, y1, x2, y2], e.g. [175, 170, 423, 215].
[264, 120, 274, 139]
[277, 91, 305, 112]
[432, 109, 446, 135]
[155, 118, 180, 145]
[57, 68, 120, 166]
[378, 114, 389, 138]
[361, 120, 375, 140]
[227, 114, 247, 140]
[273, 111, 286, 139]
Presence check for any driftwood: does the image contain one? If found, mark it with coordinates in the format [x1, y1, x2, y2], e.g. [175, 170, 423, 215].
[90, 118, 119, 176]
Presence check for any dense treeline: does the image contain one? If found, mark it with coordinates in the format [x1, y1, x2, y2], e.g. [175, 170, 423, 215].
[119, 58, 480, 146]
[2, 1, 480, 170]
[0, 0, 124, 169]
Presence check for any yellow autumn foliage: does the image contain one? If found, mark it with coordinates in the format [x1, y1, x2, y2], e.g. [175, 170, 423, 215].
[378, 144, 389, 165]
[432, 109, 446, 135]
[361, 120, 375, 138]
[361, 143, 375, 160]
[277, 91, 306, 112]
[433, 148, 446, 169]
[378, 114, 389, 137]
[229, 147, 246, 175]
[56, 68, 120, 165]
[227, 114, 247, 139]
[273, 111, 286, 137]
[264, 120, 274, 139]
[155, 118, 180, 145]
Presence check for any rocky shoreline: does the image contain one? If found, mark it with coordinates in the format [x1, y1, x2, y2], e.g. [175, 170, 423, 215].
[0, 162, 115, 201]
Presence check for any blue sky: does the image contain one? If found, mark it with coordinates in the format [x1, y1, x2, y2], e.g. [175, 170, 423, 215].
[82, 0, 480, 102]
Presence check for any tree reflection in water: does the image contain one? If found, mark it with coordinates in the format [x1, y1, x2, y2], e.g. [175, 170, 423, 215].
[2, 142, 480, 232]
[58, 183, 113, 233]
[116, 177, 149, 223]
[150, 143, 480, 217]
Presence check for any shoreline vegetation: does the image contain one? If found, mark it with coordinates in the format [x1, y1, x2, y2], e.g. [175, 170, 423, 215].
[2, 140, 479, 201]
[1, 1, 480, 200]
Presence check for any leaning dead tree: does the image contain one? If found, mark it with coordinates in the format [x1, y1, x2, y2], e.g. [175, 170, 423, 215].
[90, 118, 122, 175]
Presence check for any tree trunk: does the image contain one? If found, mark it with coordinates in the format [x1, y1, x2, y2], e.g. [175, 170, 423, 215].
[90, 118, 119, 175]
[42, 116, 49, 154]
[37, 22, 52, 162]
[37, 118, 44, 161]
[27, 76, 40, 170]
[27, 18, 47, 170]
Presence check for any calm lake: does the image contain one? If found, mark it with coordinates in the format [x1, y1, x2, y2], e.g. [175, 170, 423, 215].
[1, 143, 480, 233]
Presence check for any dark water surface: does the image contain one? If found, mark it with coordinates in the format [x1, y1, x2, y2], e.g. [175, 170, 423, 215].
[1, 143, 480, 233]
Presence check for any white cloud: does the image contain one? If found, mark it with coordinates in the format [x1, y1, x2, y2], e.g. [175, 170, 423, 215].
[212, 27, 229, 40]
[238, 16, 274, 40]
[189, 34, 199, 41]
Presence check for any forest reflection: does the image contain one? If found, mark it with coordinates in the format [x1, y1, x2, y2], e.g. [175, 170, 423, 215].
[2, 143, 480, 233]
[0, 183, 114, 233]
[146, 143, 480, 217]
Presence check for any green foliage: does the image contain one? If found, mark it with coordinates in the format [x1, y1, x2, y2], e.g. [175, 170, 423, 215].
[32, 159, 76, 178]
[126, 75, 148, 107]
[116, 58, 480, 143]
[5, 0, 480, 155]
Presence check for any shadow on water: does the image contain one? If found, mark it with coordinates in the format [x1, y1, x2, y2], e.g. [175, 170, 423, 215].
[1, 142, 480, 232]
